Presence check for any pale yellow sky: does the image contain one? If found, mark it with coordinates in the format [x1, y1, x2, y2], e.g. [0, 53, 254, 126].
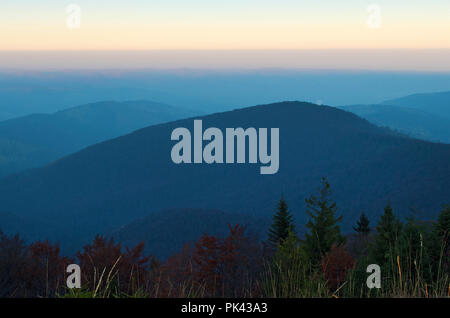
[2, 1, 450, 70]
[1, 1, 450, 50]
[2, 20, 450, 51]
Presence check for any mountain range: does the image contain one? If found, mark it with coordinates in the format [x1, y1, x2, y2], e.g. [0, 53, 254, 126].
[2, 70, 450, 121]
[0, 101, 449, 256]
[340, 104, 450, 143]
[0, 100, 199, 177]
[382, 91, 450, 119]
[340, 91, 450, 144]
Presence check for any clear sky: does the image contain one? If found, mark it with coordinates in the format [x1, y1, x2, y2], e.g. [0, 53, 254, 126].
[2, 0, 450, 50]
[1, 1, 450, 69]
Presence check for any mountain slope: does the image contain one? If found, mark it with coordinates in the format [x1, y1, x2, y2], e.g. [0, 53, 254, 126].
[340, 104, 450, 143]
[382, 91, 450, 119]
[0, 100, 199, 177]
[0, 102, 449, 253]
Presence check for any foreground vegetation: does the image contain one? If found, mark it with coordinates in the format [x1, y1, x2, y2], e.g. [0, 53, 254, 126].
[0, 178, 448, 298]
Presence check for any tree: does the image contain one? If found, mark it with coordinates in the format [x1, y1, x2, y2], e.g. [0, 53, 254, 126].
[268, 196, 295, 247]
[321, 244, 356, 291]
[265, 230, 320, 297]
[191, 224, 261, 297]
[0, 231, 74, 298]
[434, 205, 450, 244]
[77, 235, 152, 295]
[304, 178, 346, 267]
[353, 212, 370, 236]
[156, 243, 196, 297]
[192, 232, 221, 294]
[371, 203, 403, 265]
[28, 240, 73, 297]
[431, 205, 450, 274]
[397, 214, 433, 282]
[0, 231, 31, 297]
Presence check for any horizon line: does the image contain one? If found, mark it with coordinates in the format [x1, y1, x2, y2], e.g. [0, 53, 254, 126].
[1, 49, 450, 72]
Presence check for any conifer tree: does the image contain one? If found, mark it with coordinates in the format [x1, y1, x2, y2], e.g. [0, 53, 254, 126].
[431, 205, 450, 273]
[434, 205, 450, 243]
[353, 212, 371, 236]
[371, 203, 402, 265]
[268, 196, 295, 246]
[304, 178, 345, 266]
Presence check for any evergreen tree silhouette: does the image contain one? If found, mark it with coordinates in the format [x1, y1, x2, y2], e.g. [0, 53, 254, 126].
[268, 196, 295, 246]
[371, 203, 402, 265]
[304, 177, 345, 266]
[353, 212, 371, 236]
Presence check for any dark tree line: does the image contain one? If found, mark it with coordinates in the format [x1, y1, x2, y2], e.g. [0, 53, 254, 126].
[265, 178, 449, 296]
[0, 178, 449, 297]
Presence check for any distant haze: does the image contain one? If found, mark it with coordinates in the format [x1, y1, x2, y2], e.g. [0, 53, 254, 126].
[1, 50, 450, 71]
[1, 68, 450, 120]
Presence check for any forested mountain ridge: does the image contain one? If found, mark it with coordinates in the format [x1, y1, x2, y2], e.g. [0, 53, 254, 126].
[0, 101, 449, 254]
[382, 91, 450, 119]
[0, 100, 199, 177]
[340, 104, 450, 143]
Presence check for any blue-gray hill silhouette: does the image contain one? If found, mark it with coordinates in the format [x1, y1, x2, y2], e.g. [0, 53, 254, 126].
[340, 104, 450, 143]
[0, 101, 449, 255]
[0, 100, 199, 177]
[382, 91, 450, 119]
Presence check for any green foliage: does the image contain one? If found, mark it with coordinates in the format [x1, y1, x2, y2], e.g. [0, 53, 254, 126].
[434, 205, 450, 244]
[353, 212, 370, 236]
[2, 181, 450, 298]
[395, 216, 433, 287]
[60, 286, 149, 298]
[371, 203, 403, 266]
[268, 197, 295, 247]
[343, 213, 450, 298]
[264, 231, 328, 297]
[430, 205, 450, 276]
[272, 232, 307, 272]
[304, 178, 346, 267]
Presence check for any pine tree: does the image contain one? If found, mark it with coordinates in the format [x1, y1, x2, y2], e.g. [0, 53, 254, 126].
[398, 213, 433, 281]
[268, 196, 295, 246]
[371, 203, 402, 265]
[435, 205, 450, 243]
[353, 212, 371, 236]
[304, 178, 345, 267]
[431, 205, 450, 273]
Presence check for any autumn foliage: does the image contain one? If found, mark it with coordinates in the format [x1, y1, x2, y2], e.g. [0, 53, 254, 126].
[77, 235, 152, 294]
[156, 224, 263, 297]
[28, 241, 74, 296]
[320, 244, 356, 291]
[0, 232, 72, 297]
[0, 200, 448, 298]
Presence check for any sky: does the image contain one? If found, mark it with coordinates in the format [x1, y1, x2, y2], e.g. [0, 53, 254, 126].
[1, 1, 450, 69]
